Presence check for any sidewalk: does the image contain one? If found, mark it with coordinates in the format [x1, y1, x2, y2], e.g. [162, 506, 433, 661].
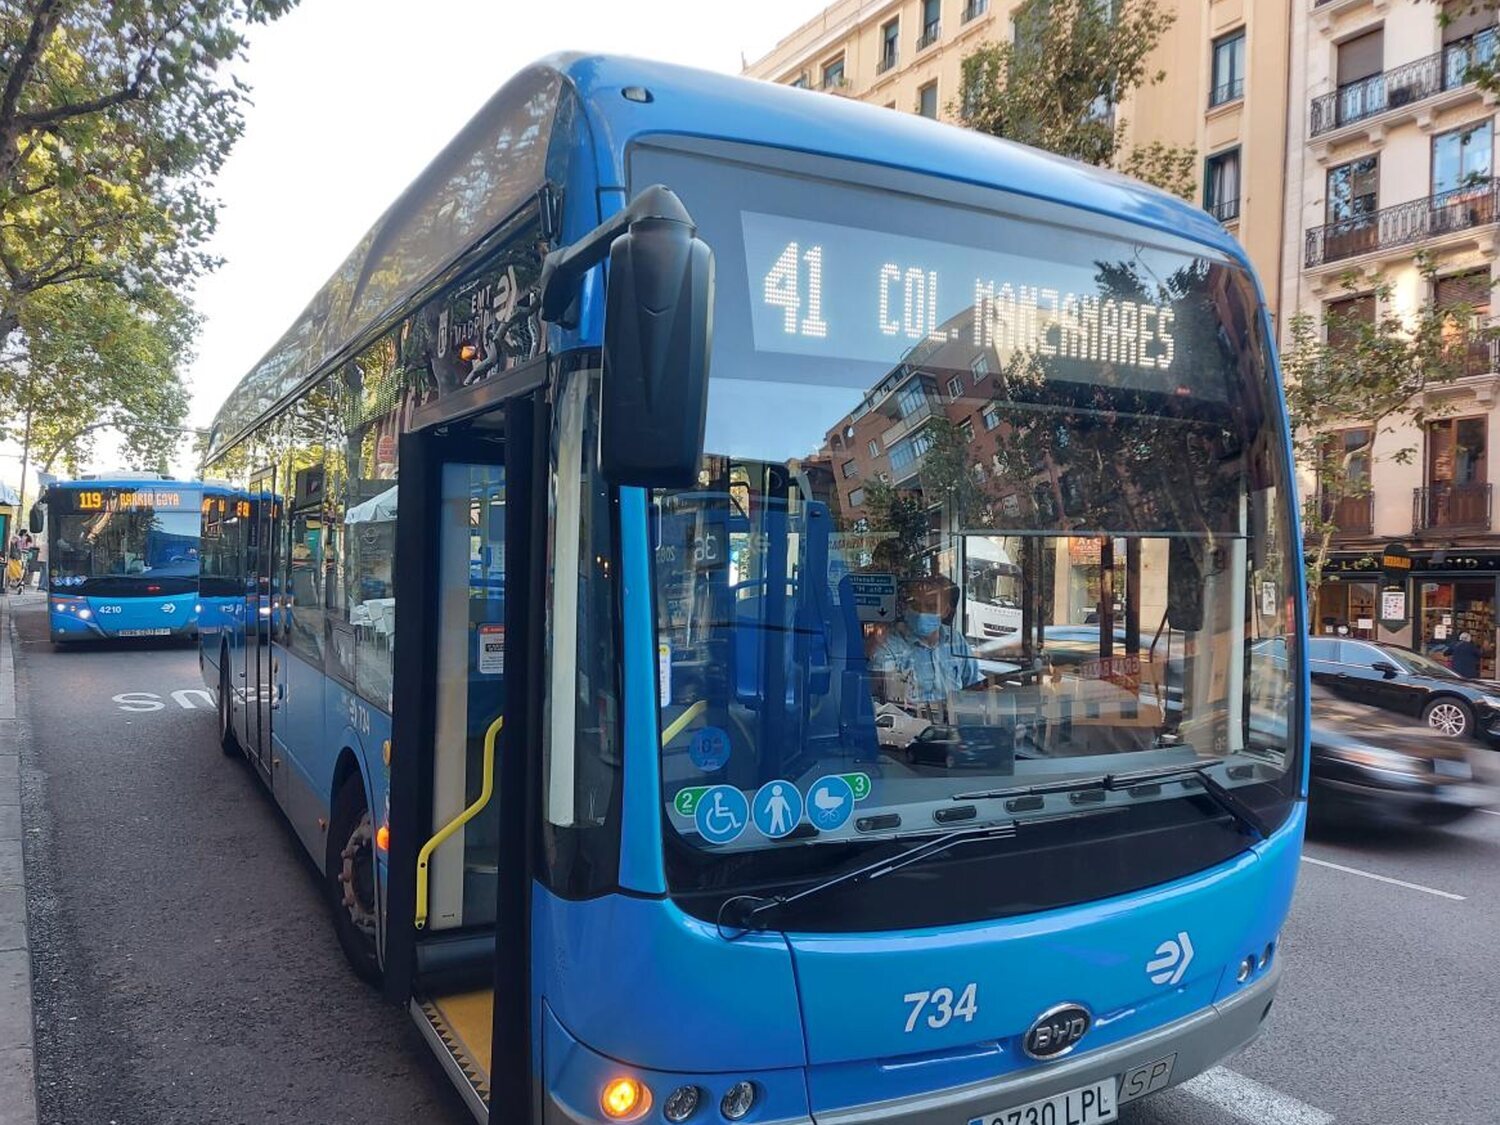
[0, 591, 36, 1125]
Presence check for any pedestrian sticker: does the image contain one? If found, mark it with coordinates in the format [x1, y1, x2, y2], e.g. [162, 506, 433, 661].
[842, 772, 872, 802]
[673, 786, 710, 818]
[806, 775, 855, 832]
[848, 573, 897, 624]
[478, 623, 505, 674]
[689, 726, 731, 772]
[695, 785, 749, 845]
[752, 780, 804, 839]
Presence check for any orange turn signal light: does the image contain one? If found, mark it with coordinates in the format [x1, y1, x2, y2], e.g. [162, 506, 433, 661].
[602, 1078, 646, 1119]
[375, 824, 390, 852]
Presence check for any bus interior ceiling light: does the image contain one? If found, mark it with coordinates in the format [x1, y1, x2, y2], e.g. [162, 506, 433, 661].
[602, 1077, 648, 1119]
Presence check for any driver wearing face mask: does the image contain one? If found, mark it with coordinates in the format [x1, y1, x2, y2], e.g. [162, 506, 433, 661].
[870, 574, 982, 708]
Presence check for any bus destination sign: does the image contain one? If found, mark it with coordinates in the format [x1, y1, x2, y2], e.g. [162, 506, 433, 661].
[61, 488, 186, 512]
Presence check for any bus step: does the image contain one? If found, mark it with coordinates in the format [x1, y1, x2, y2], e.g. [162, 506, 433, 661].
[412, 989, 494, 1123]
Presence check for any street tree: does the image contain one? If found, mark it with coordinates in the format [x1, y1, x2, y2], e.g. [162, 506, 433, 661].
[953, 0, 1197, 198]
[0, 276, 195, 507]
[1282, 256, 1492, 589]
[1433, 2, 1500, 92]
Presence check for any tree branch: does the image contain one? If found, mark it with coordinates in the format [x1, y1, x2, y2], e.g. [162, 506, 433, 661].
[15, 83, 143, 131]
[0, 0, 66, 152]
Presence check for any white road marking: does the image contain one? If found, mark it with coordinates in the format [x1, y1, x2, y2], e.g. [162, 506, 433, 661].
[1179, 1066, 1334, 1125]
[1301, 855, 1465, 901]
[1476, 808, 1500, 817]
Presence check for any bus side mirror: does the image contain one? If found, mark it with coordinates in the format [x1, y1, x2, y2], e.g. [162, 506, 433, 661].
[27, 505, 42, 535]
[1167, 538, 1205, 632]
[599, 195, 714, 488]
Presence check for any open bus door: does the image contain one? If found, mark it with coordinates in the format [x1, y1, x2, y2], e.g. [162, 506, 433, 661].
[386, 396, 540, 1125]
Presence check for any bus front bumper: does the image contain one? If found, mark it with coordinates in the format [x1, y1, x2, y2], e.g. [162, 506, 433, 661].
[808, 965, 1280, 1125]
[542, 965, 1280, 1125]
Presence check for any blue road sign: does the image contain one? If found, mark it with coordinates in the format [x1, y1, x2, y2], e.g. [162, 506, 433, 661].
[694, 785, 749, 845]
[806, 775, 855, 832]
[751, 780, 804, 839]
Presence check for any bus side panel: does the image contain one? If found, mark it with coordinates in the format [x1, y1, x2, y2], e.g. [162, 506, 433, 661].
[275, 645, 330, 867]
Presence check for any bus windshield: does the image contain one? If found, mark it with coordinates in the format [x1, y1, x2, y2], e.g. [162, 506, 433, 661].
[51, 491, 201, 595]
[638, 147, 1300, 918]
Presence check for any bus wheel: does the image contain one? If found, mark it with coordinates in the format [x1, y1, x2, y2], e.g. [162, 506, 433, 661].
[218, 662, 239, 756]
[327, 776, 381, 983]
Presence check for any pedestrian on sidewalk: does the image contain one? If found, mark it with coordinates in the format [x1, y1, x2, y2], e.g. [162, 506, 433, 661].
[1449, 631, 1481, 679]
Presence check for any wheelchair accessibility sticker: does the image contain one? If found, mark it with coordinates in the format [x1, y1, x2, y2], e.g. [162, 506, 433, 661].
[695, 785, 749, 845]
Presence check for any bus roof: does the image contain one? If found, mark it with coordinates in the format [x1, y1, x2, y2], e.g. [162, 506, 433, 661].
[206, 53, 1251, 463]
[47, 478, 202, 492]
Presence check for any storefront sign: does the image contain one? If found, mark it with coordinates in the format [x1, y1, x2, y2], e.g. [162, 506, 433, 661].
[1379, 587, 1408, 628]
[1380, 543, 1412, 581]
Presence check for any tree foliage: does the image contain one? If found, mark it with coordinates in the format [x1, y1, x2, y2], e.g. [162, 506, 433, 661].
[0, 0, 297, 475]
[1433, 2, 1500, 93]
[1282, 256, 1492, 588]
[953, 0, 1196, 198]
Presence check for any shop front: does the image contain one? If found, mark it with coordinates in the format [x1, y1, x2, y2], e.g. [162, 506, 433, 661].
[1321, 547, 1500, 678]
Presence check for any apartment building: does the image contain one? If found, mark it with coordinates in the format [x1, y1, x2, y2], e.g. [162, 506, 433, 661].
[744, 0, 1290, 312]
[1282, 0, 1500, 674]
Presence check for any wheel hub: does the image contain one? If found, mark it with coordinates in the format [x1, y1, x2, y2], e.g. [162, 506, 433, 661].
[339, 812, 378, 937]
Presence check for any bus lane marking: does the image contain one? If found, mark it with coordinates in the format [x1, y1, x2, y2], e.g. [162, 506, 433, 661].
[1300, 855, 1465, 902]
[1179, 1067, 1333, 1125]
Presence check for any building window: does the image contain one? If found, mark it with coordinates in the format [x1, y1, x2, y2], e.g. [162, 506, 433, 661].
[1325, 293, 1375, 351]
[982, 404, 1001, 431]
[790, 73, 809, 89]
[946, 375, 965, 401]
[1436, 269, 1494, 376]
[868, 438, 881, 456]
[897, 382, 929, 417]
[841, 459, 859, 480]
[879, 19, 900, 73]
[1432, 121, 1493, 198]
[1210, 30, 1246, 106]
[971, 354, 990, 381]
[1326, 156, 1378, 223]
[963, 0, 989, 24]
[961, 420, 976, 443]
[822, 57, 845, 90]
[1205, 149, 1241, 222]
[919, 0, 942, 48]
[848, 487, 866, 508]
[918, 81, 938, 118]
[1427, 416, 1488, 487]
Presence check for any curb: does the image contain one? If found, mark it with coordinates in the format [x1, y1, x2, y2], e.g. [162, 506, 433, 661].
[0, 591, 37, 1125]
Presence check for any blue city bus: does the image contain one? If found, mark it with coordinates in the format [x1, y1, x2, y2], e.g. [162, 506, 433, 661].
[41, 476, 203, 644]
[199, 56, 1307, 1125]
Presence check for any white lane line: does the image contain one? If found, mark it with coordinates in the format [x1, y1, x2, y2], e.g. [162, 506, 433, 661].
[1179, 1066, 1334, 1125]
[1300, 855, 1465, 901]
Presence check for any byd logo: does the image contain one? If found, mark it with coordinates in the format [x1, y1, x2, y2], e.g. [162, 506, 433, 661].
[1147, 931, 1195, 986]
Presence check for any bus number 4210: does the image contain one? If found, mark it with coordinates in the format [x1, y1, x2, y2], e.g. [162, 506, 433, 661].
[904, 984, 979, 1032]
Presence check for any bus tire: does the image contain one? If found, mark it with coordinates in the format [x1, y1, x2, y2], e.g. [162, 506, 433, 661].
[327, 775, 381, 984]
[218, 662, 239, 756]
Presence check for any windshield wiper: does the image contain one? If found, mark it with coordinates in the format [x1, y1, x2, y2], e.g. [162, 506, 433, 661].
[717, 822, 1017, 936]
[954, 756, 1270, 839]
[1101, 758, 1271, 839]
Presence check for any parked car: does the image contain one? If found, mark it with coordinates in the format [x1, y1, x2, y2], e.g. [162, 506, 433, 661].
[1308, 684, 1493, 827]
[873, 703, 929, 749]
[896, 723, 1015, 770]
[1304, 635, 1500, 742]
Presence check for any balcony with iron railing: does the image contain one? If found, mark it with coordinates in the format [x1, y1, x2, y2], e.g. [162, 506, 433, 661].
[821, 73, 849, 92]
[1210, 76, 1245, 108]
[1207, 196, 1241, 224]
[882, 398, 937, 448]
[1319, 491, 1375, 537]
[1304, 178, 1500, 268]
[917, 23, 941, 50]
[1310, 28, 1498, 138]
[876, 50, 898, 75]
[963, 0, 988, 23]
[1413, 481, 1493, 532]
[1449, 336, 1500, 377]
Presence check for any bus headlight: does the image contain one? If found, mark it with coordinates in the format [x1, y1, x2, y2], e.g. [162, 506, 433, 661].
[601, 1077, 648, 1120]
[663, 1085, 701, 1123]
[720, 1081, 756, 1121]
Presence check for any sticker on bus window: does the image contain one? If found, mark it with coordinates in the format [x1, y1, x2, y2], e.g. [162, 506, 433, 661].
[689, 727, 731, 772]
[478, 623, 505, 674]
[658, 641, 672, 702]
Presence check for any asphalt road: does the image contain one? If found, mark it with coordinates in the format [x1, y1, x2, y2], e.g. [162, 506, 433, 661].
[13, 596, 1500, 1124]
[12, 600, 471, 1125]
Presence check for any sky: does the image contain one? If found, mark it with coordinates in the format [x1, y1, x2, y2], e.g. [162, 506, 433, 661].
[16, 0, 829, 484]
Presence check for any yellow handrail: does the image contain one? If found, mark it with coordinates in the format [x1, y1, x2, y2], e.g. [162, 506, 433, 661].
[415, 715, 503, 930]
[661, 700, 707, 747]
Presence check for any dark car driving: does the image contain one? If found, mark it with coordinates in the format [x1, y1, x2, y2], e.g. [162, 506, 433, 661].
[1299, 636, 1500, 743]
[1309, 685, 1492, 827]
